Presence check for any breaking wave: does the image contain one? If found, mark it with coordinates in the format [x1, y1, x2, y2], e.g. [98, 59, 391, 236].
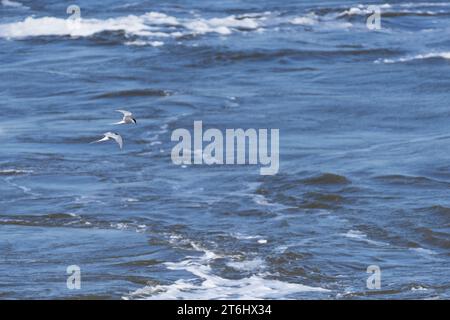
[124, 239, 329, 299]
[0, 11, 262, 41]
[376, 52, 450, 64]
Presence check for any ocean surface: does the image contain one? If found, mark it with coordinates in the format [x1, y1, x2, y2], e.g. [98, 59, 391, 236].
[1, 0, 450, 299]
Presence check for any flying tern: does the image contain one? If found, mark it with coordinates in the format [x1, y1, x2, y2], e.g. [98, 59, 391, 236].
[91, 132, 123, 149]
[113, 110, 137, 125]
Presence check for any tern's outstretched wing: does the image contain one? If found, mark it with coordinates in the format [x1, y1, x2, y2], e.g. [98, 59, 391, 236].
[106, 132, 123, 149]
[116, 110, 132, 117]
[90, 135, 110, 144]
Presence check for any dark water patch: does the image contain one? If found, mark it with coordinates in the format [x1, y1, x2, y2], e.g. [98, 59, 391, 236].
[298, 201, 336, 210]
[336, 44, 364, 49]
[415, 227, 450, 249]
[45, 213, 79, 219]
[172, 33, 198, 41]
[87, 30, 129, 46]
[267, 250, 335, 283]
[383, 11, 450, 18]
[16, 134, 80, 144]
[186, 48, 401, 67]
[372, 175, 450, 188]
[114, 259, 161, 267]
[352, 223, 406, 246]
[23, 31, 129, 46]
[301, 173, 350, 185]
[258, 172, 350, 192]
[299, 192, 348, 209]
[304, 192, 345, 203]
[223, 208, 277, 218]
[22, 153, 66, 161]
[19, 134, 109, 146]
[92, 88, 171, 99]
[0, 214, 149, 232]
[268, 251, 312, 265]
[0, 213, 83, 227]
[300, 7, 339, 17]
[415, 205, 450, 216]
[254, 173, 351, 210]
[270, 66, 319, 73]
[121, 275, 156, 286]
[19, 35, 79, 45]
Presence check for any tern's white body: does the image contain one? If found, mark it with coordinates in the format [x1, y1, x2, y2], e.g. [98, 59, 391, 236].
[91, 132, 123, 149]
[113, 110, 137, 125]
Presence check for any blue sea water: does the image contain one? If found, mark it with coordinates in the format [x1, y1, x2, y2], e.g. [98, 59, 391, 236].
[1, 0, 450, 299]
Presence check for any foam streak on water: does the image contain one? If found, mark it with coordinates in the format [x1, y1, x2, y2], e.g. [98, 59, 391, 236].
[125, 241, 329, 300]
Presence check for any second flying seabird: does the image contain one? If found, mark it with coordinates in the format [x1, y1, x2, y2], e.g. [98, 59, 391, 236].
[113, 110, 137, 125]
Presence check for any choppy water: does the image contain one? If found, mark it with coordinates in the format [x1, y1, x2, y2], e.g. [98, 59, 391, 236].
[1, 0, 450, 299]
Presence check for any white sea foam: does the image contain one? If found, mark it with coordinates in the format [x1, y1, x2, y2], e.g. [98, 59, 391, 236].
[337, 3, 441, 18]
[111, 222, 129, 230]
[376, 52, 450, 64]
[0, 218, 24, 223]
[65, 213, 78, 217]
[127, 271, 330, 300]
[110, 222, 147, 233]
[399, 2, 450, 8]
[126, 265, 329, 299]
[124, 40, 164, 47]
[290, 13, 318, 26]
[143, 12, 180, 26]
[339, 3, 441, 18]
[0, 16, 153, 38]
[252, 194, 271, 206]
[0, 12, 261, 40]
[1, 4, 446, 41]
[342, 230, 387, 246]
[184, 15, 258, 35]
[3, 176, 38, 196]
[0, 169, 33, 175]
[339, 7, 371, 17]
[343, 230, 367, 240]
[289, 12, 353, 30]
[338, 4, 391, 17]
[411, 285, 428, 291]
[231, 232, 261, 240]
[227, 257, 265, 271]
[1, 0, 26, 8]
[124, 239, 329, 299]
[410, 247, 437, 255]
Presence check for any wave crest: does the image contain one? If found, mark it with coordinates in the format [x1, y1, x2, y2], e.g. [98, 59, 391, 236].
[0, 11, 262, 40]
